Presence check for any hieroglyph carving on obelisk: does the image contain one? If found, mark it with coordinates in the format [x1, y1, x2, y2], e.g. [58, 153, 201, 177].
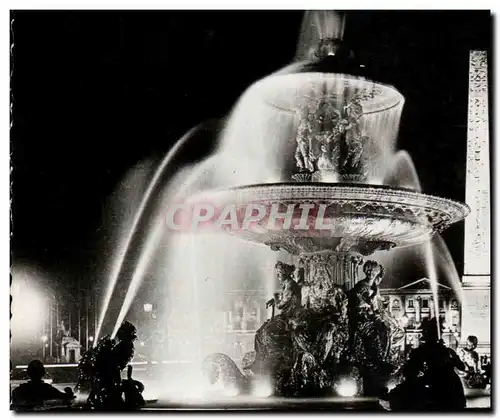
[461, 50, 490, 352]
[463, 50, 490, 280]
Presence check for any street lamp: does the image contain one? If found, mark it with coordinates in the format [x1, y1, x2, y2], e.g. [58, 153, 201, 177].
[143, 303, 153, 313]
[41, 335, 48, 360]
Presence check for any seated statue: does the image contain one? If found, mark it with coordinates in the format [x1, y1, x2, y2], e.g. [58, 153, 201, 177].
[76, 321, 138, 409]
[287, 264, 349, 395]
[370, 268, 406, 366]
[347, 260, 398, 395]
[458, 335, 488, 388]
[458, 335, 480, 373]
[251, 262, 302, 395]
[289, 295, 349, 394]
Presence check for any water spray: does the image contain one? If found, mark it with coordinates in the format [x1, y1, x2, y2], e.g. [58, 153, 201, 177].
[96, 124, 205, 342]
[424, 240, 442, 341]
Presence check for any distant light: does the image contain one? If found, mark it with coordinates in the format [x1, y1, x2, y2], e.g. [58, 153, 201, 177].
[11, 275, 48, 343]
[360, 64, 366, 68]
[139, 341, 145, 347]
[44, 343, 49, 348]
[88, 336, 94, 342]
[335, 378, 358, 398]
[144, 303, 153, 313]
[41, 335, 48, 343]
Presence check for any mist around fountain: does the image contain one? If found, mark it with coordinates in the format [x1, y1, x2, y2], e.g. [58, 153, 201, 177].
[93, 11, 469, 401]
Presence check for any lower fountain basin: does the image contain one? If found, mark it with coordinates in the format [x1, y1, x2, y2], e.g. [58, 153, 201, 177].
[184, 183, 469, 255]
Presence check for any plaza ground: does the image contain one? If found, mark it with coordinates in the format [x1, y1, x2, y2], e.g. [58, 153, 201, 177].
[10, 379, 491, 411]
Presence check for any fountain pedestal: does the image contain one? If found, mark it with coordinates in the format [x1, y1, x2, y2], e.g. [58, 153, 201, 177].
[299, 251, 364, 293]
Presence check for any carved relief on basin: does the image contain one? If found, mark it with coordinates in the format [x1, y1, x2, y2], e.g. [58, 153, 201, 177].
[186, 183, 470, 254]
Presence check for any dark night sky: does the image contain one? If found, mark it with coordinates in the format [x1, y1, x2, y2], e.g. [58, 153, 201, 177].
[10, 10, 492, 295]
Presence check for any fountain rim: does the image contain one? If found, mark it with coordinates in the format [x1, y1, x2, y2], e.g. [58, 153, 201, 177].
[186, 182, 470, 221]
[183, 183, 470, 252]
[252, 71, 405, 115]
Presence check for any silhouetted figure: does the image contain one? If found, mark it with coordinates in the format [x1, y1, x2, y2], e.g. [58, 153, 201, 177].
[11, 360, 75, 410]
[77, 321, 138, 410]
[387, 318, 466, 411]
[122, 365, 145, 409]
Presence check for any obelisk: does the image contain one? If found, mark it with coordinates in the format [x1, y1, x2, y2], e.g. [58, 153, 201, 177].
[461, 50, 491, 355]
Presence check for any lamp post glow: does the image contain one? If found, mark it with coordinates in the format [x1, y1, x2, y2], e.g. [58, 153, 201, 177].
[41, 335, 48, 360]
[144, 303, 153, 313]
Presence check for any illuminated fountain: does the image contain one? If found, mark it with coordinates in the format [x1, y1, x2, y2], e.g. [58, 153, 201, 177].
[96, 11, 469, 402]
[180, 14, 469, 397]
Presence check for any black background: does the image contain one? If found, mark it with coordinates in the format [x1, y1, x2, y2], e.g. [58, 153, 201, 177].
[10, 10, 492, 294]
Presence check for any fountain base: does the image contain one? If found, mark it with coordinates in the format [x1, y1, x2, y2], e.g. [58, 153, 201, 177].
[189, 183, 466, 397]
[202, 255, 405, 398]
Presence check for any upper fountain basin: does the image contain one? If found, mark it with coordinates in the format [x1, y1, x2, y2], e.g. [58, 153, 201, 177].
[218, 69, 406, 187]
[252, 72, 404, 116]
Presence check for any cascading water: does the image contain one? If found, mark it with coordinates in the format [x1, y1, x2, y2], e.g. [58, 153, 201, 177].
[95, 11, 469, 400]
[379, 149, 465, 328]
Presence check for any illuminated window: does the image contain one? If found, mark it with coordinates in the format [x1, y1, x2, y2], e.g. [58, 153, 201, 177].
[407, 314, 416, 328]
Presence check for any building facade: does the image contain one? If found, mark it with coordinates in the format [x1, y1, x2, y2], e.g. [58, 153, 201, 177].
[380, 278, 461, 353]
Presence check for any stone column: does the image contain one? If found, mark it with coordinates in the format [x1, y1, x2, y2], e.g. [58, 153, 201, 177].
[299, 251, 364, 292]
[414, 298, 421, 325]
[461, 50, 491, 355]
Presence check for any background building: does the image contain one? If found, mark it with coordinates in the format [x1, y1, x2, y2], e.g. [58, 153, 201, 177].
[380, 278, 461, 353]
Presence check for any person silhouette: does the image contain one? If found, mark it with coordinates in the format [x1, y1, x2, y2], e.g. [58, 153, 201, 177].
[11, 360, 75, 410]
[84, 321, 138, 409]
[388, 318, 466, 411]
